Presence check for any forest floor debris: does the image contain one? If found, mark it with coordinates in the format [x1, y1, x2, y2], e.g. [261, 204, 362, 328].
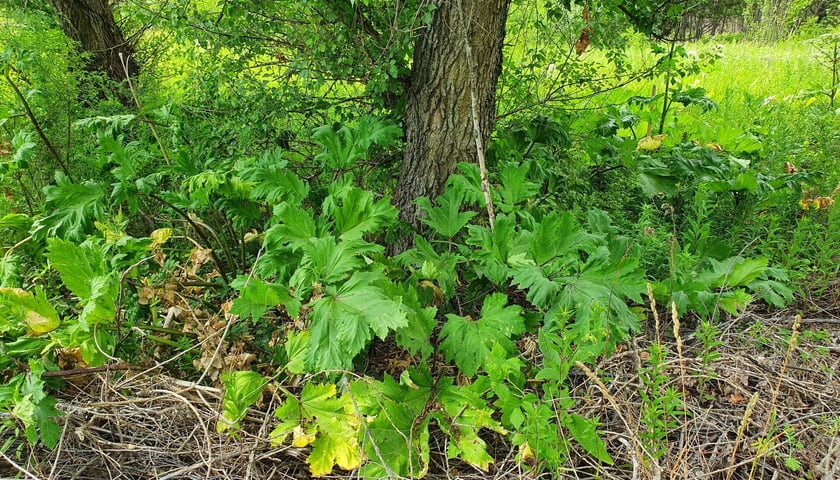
[2, 300, 839, 480]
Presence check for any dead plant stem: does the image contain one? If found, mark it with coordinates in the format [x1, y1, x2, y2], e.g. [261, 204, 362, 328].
[457, 0, 496, 230]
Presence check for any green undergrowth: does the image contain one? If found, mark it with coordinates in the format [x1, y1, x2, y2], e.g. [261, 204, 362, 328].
[1, 111, 818, 475]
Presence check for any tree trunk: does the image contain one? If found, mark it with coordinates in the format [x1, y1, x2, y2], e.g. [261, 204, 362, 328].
[392, 0, 510, 234]
[48, 0, 139, 85]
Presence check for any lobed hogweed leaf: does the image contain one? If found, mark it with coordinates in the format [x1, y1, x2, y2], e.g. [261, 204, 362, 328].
[45, 239, 117, 330]
[306, 272, 407, 371]
[351, 370, 433, 478]
[435, 378, 506, 471]
[699, 256, 767, 289]
[34, 172, 106, 242]
[230, 276, 293, 322]
[270, 383, 362, 476]
[239, 148, 309, 205]
[313, 116, 401, 171]
[12, 361, 63, 449]
[749, 267, 794, 308]
[45, 238, 106, 302]
[332, 187, 397, 241]
[300, 237, 367, 285]
[267, 203, 316, 249]
[415, 184, 476, 238]
[509, 254, 558, 309]
[498, 162, 539, 212]
[439, 293, 525, 377]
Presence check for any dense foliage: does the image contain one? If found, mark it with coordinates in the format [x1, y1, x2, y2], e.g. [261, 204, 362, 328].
[1, 0, 839, 476]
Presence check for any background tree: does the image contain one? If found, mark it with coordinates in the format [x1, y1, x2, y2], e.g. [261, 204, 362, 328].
[393, 0, 511, 230]
[47, 0, 138, 89]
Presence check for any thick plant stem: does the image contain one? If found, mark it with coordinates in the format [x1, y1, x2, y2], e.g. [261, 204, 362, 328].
[657, 40, 676, 135]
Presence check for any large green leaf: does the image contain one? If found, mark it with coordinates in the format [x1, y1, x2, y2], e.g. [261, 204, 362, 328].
[13, 361, 63, 449]
[45, 239, 117, 330]
[313, 116, 401, 171]
[390, 280, 437, 359]
[306, 272, 407, 370]
[416, 185, 476, 238]
[509, 255, 559, 309]
[332, 187, 397, 241]
[1, 130, 35, 174]
[749, 267, 793, 308]
[268, 203, 316, 248]
[526, 212, 591, 266]
[397, 236, 461, 301]
[0, 213, 32, 233]
[439, 293, 525, 377]
[351, 370, 432, 478]
[466, 214, 523, 284]
[497, 162, 540, 212]
[34, 172, 106, 241]
[239, 148, 309, 204]
[313, 124, 358, 170]
[556, 243, 646, 342]
[46, 238, 105, 301]
[352, 116, 403, 150]
[699, 256, 768, 288]
[230, 275, 293, 322]
[300, 237, 369, 285]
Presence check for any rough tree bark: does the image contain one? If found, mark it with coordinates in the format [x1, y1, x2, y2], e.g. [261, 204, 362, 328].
[392, 0, 511, 235]
[48, 0, 139, 85]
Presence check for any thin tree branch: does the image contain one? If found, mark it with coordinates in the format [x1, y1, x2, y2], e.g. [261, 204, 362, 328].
[119, 53, 171, 165]
[4, 71, 73, 180]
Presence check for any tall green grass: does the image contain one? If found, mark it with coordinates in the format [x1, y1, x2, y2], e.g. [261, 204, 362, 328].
[580, 35, 840, 291]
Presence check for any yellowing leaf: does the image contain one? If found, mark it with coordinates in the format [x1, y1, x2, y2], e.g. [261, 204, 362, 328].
[637, 134, 667, 151]
[149, 228, 173, 248]
[519, 441, 536, 467]
[292, 424, 317, 447]
[800, 196, 836, 210]
[308, 420, 361, 476]
[814, 197, 835, 209]
[2, 287, 26, 298]
[94, 221, 127, 243]
[418, 280, 444, 306]
[25, 310, 59, 335]
[454, 428, 494, 471]
[270, 383, 362, 476]
[269, 400, 301, 446]
[0, 287, 60, 335]
[704, 142, 723, 153]
[243, 229, 262, 243]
